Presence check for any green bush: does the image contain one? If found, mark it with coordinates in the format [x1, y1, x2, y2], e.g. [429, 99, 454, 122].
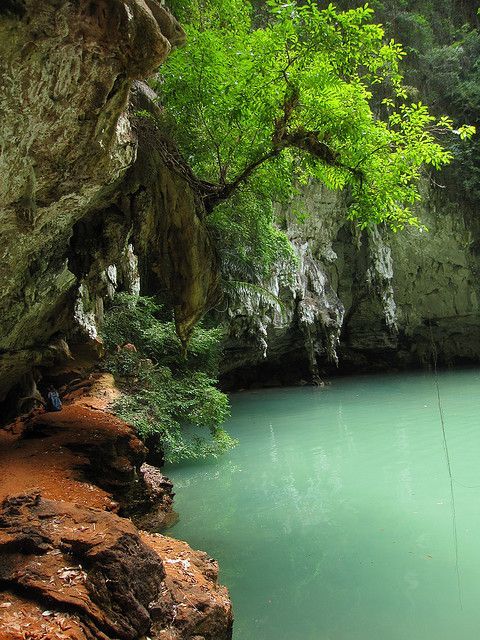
[102, 294, 235, 463]
[209, 187, 296, 282]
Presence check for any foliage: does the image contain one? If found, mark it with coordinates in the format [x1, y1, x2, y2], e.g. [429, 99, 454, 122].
[156, 0, 474, 236]
[336, 0, 480, 202]
[417, 28, 480, 201]
[102, 294, 235, 463]
[208, 188, 296, 280]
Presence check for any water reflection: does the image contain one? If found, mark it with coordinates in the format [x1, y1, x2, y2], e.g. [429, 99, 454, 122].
[166, 369, 480, 640]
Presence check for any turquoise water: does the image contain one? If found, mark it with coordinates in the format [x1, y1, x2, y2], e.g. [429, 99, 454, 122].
[165, 369, 480, 640]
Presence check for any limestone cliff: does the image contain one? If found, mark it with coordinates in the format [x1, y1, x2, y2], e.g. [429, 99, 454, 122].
[221, 181, 480, 387]
[0, 0, 220, 411]
[0, 6, 231, 636]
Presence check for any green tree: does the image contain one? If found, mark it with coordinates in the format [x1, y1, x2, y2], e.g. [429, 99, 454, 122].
[156, 0, 474, 234]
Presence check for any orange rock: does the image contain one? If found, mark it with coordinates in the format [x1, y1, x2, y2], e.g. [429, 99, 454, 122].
[0, 377, 232, 639]
[0, 493, 232, 640]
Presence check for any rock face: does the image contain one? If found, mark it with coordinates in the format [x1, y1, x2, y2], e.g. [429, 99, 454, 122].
[0, 492, 233, 640]
[221, 182, 480, 387]
[0, 0, 220, 408]
[0, 492, 167, 640]
[0, 377, 233, 640]
[0, 374, 176, 528]
[0, 6, 232, 637]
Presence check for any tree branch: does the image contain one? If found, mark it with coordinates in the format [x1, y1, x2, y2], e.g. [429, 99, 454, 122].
[201, 85, 365, 212]
[202, 148, 282, 212]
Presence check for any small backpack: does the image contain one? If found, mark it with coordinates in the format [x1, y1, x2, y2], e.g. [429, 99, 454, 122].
[47, 390, 62, 412]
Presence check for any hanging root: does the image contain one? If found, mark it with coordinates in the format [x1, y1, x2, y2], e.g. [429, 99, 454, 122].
[428, 321, 463, 611]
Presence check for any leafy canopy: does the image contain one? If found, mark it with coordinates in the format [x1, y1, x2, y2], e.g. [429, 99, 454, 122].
[157, 0, 474, 231]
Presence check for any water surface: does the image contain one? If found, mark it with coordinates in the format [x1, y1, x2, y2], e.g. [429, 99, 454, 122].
[166, 370, 480, 639]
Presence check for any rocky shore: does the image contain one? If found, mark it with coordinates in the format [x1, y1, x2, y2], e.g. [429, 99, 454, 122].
[0, 376, 233, 640]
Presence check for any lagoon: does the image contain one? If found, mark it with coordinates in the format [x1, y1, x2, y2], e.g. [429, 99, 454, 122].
[166, 370, 480, 640]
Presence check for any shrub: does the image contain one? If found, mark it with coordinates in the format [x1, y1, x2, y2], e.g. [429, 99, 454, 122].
[102, 294, 236, 463]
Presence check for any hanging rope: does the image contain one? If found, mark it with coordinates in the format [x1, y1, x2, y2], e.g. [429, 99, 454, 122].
[428, 321, 463, 610]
